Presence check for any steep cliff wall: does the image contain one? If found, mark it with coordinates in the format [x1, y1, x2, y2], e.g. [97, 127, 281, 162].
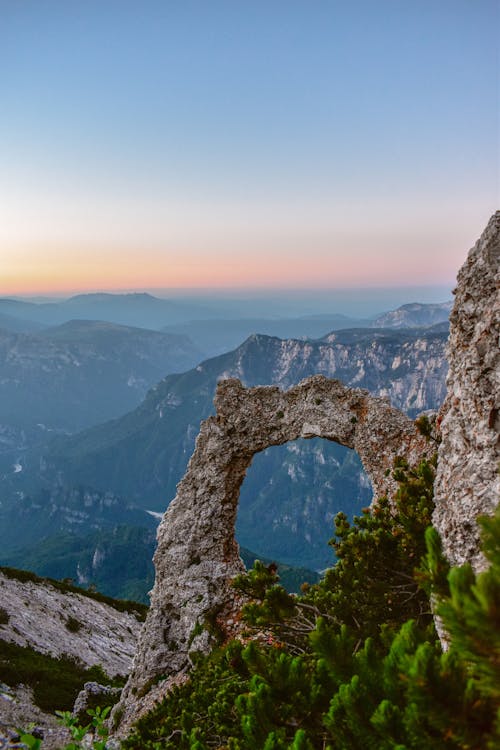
[433, 212, 500, 570]
[113, 375, 430, 731]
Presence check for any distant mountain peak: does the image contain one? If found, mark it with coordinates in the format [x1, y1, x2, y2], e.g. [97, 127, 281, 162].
[66, 292, 160, 304]
[371, 301, 452, 329]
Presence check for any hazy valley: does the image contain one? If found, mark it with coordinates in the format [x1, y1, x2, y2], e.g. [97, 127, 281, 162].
[0, 296, 450, 600]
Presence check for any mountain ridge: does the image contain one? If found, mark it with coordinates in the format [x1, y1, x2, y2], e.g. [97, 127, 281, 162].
[0, 324, 447, 571]
[0, 321, 202, 444]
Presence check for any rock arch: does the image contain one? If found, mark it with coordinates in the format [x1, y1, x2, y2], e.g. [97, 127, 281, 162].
[114, 375, 430, 730]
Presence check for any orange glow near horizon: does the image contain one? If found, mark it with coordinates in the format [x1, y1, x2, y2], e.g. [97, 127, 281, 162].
[1, 238, 464, 297]
[1, 2, 497, 300]
[1, 176, 491, 297]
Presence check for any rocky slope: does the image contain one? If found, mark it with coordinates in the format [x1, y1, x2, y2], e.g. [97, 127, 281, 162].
[0, 682, 71, 750]
[0, 569, 142, 676]
[0, 569, 144, 748]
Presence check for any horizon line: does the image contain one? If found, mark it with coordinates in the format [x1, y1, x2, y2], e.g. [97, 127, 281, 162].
[1, 281, 455, 301]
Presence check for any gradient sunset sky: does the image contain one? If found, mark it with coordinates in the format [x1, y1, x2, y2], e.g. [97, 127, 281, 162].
[1, 0, 498, 296]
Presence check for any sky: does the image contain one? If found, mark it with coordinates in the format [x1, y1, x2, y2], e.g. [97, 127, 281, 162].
[0, 0, 498, 296]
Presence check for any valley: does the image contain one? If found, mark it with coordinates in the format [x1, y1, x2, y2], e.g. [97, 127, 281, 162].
[0, 299, 449, 595]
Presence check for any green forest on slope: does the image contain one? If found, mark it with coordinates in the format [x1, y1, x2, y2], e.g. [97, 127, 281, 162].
[122, 456, 500, 750]
[2, 530, 318, 604]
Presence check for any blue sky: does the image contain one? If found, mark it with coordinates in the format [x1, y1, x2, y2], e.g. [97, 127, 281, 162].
[0, 0, 498, 293]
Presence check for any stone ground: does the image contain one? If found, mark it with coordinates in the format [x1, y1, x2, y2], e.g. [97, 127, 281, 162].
[0, 682, 71, 749]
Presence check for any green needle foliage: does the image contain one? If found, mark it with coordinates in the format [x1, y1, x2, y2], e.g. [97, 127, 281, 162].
[123, 457, 499, 750]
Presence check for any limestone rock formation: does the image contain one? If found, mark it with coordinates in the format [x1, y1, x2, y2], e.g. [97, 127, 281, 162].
[72, 682, 122, 722]
[433, 212, 500, 571]
[114, 375, 431, 731]
[109, 214, 499, 734]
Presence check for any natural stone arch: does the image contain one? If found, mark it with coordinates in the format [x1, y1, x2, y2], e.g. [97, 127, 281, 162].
[114, 375, 430, 730]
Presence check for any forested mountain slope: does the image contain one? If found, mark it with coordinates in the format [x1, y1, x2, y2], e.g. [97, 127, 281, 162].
[1, 326, 447, 570]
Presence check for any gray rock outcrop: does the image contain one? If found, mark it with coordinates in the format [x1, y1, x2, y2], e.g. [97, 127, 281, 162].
[72, 682, 122, 722]
[433, 211, 500, 571]
[113, 375, 431, 731]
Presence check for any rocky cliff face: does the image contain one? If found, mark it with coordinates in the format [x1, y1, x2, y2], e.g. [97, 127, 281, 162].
[113, 375, 431, 732]
[1, 326, 446, 535]
[433, 212, 500, 571]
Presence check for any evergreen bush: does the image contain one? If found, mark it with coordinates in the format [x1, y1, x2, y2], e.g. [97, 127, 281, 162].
[123, 457, 499, 749]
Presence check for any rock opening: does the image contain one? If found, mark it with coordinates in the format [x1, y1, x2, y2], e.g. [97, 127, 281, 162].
[113, 375, 429, 730]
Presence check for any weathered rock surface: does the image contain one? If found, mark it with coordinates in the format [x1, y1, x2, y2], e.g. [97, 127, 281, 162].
[433, 212, 500, 571]
[0, 572, 144, 745]
[114, 375, 431, 731]
[0, 571, 142, 677]
[72, 681, 122, 722]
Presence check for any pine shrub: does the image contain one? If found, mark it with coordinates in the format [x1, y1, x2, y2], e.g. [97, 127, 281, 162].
[123, 458, 499, 749]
